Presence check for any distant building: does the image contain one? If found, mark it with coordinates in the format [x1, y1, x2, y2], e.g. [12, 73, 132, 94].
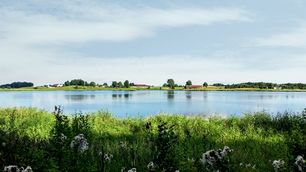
[134, 84, 149, 87]
[273, 86, 282, 90]
[186, 85, 203, 89]
[48, 84, 63, 88]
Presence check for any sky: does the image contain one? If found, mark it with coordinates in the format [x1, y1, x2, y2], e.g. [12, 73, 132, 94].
[1, 0, 306, 85]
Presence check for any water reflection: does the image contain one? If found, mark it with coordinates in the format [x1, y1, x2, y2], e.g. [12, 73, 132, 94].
[64, 94, 95, 101]
[185, 91, 192, 99]
[112, 93, 132, 99]
[167, 91, 174, 100]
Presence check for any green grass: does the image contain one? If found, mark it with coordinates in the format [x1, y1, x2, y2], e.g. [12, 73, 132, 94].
[0, 108, 305, 171]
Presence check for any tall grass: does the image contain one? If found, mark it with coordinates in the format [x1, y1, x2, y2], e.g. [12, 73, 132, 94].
[0, 107, 305, 171]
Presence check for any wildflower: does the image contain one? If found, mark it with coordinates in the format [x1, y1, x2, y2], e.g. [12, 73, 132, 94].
[98, 151, 103, 156]
[104, 153, 113, 162]
[22, 166, 33, 172]
[295, 155, 305, 172]
[200, 146, 233, 168]
[220, 146, 233, 157]
[175, 170, 179, 172]
[120, 141, 128, 149]
[147, 161, 154, 169]
[245, 163, 251, 168]
[4, 165, 19, 172]
[200, 150, 217, 166]
[70, 134, 89, 153]
[188, 157, 195, 163]
[272, 160, 285, 171]
[60, 133, 67, 142]
[2, 142, 6, 147]
[127, 168, 136, 172]
[239, 163, 244, 167]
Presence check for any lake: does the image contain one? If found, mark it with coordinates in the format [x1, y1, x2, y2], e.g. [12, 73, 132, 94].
[0, 90, 305, 117]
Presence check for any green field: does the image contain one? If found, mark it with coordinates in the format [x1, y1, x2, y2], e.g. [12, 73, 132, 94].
[0, 107, 305, 171]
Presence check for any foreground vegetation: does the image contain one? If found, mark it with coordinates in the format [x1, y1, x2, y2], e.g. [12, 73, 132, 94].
[0, 107, 306, 171]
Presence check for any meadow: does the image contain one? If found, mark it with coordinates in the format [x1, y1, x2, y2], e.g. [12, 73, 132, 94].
[0, 107, 305, 171]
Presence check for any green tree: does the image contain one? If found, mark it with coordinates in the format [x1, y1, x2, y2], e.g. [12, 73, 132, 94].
[203, 82, 208, 87]
[89, 82, 96, 87]
[167, 79, 175, 89]
[111, 81, 118, 88]
[102, 83, 108, 87]
[185, 80, 192, 86]
[64, 81, 70, 86]
[118, 81, 123, 88]
[124, 80, 130, 88]
[70, 79, 85, 86]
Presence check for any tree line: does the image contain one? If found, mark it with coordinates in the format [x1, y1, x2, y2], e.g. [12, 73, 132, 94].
[64, 79, 97, 87]
[2, 79, 306, 90]
[0, 82, 33, 88]
[163, 79, 208, 89]
[64, 79, 135, 88]
[224, 82, 306, 89]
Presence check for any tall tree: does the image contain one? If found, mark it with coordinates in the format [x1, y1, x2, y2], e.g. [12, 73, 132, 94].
[185, 80, 192, 86]
[111, 81, 118, 88]
[124, 80, 130, 88]
[167, 79, 175, 89]
[89, 82, 96, 87]
[64, 81, 70, 86]
[203, 82, 208, 87]
[118, 81, 123, 88]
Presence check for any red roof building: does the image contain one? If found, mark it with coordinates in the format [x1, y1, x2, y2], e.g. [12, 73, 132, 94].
[187, 85, 203, 89]
[134, 84, 149, 87]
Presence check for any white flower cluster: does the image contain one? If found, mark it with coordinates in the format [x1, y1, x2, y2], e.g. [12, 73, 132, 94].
[4, 165, 32, 172]
[272, 160, 285, 171]
[127, 168, 137, 172]
[239, 163, 256, 169]
[104, 153, 113, 162]
[200, 146, 233, 167]
[60, 133, 67, 142]
[120, 141, 128, 149]
[147, 161, 154, 170]
[70, 134, 89, 153]
[295, 155, 305, 172]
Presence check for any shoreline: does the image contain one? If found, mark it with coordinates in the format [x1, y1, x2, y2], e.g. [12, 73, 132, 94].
[0, 89, 306, 93]
[1, 87, 306, 92]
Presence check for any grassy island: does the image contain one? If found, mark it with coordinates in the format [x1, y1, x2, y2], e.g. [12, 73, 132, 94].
[0, 107, 305, 171]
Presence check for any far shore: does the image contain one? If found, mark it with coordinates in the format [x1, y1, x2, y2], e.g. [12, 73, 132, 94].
[1, 86, 306, 92]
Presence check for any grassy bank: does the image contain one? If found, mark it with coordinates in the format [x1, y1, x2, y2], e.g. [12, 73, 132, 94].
[0, 108, 306, 171]
[1, 86, 306, 92]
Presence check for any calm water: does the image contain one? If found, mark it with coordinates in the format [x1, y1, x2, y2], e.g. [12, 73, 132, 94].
[0, 90, 306, 117]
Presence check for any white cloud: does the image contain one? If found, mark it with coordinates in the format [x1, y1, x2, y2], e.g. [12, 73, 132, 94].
[0, 2, 254, 85]
[256, 23, 306, 47]
[0, 6, 250, 44]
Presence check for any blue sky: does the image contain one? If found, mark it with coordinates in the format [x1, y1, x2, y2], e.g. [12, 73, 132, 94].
[1, 0, 306, 85]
